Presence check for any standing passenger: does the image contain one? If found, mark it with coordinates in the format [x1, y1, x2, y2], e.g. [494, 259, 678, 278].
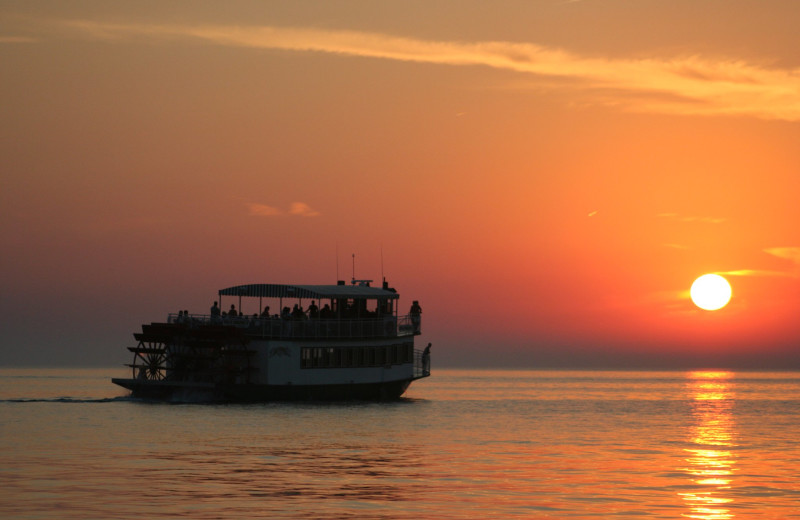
[409, 300, 422, 333]
[307, 300, 319, 319]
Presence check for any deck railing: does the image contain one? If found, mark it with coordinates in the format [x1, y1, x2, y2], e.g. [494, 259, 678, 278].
[168, 313, 420, 339]
[413, 348, 431, 379]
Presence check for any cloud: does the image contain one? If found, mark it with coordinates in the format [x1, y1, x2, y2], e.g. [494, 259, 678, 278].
[764, 247, 800, 265]
[657, 213, 726, 224]
[289, 202, 321, 217]
[717, 247, 800, 278]
[247, 203, 282, 217]
[716, 269, 789, 277]
[45, 19, 800, 121]
[248, 202, 321, 217]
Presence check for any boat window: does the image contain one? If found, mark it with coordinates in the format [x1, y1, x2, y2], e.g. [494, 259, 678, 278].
[300, 344, 413, 369]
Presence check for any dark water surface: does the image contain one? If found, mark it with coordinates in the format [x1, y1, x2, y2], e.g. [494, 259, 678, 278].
[2, 368, 799, 519]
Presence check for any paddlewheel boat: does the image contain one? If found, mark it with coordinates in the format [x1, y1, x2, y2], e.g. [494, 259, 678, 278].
[111, 280, 430, 401]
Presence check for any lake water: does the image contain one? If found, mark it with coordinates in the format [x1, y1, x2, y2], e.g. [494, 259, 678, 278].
[1, 368, 799, 519]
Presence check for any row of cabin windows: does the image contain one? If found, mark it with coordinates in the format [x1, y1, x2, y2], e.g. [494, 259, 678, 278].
[301, 344, 413, 369]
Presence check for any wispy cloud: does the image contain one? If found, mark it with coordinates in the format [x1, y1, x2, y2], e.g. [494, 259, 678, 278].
[657, 213, 726, 224]
[45, 19, 800, 121]
[288, 202, 321, 217]
[764, 247, 800, 265]
[247, 203, 282, 217]
[716, 269, 790, 277]
[248, 202, 320, 217]
[718, 247, 800, 278]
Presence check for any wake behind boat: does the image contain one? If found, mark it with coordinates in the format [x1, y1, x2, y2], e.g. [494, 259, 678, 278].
[111, 279, 430, 401]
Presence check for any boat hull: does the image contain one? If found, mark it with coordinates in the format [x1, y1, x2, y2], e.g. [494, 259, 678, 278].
[112, 377, 414, 402]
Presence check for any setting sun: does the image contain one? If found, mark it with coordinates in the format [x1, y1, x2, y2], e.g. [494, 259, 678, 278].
[690, 274, 732, 311]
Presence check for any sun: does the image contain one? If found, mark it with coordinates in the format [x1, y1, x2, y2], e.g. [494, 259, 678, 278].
[690, 274, 732, 311]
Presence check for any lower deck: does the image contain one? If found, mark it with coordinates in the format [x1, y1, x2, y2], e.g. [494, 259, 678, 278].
[114, 321, 430, 401]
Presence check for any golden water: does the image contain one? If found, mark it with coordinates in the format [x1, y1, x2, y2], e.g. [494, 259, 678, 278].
[1, 368, 799, 518]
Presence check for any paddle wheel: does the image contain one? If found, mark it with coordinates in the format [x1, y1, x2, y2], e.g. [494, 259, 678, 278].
[127, 323, 254, 386]
[130, 339, 169, 381]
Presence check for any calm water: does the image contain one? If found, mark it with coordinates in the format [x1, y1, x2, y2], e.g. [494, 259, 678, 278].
[1, 368, 799, 519]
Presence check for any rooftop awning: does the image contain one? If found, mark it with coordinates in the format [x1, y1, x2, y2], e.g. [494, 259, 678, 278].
[218, 284, 399, 300]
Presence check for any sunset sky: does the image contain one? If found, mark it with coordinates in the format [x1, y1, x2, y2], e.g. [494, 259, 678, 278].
[2, 1, 800, 369]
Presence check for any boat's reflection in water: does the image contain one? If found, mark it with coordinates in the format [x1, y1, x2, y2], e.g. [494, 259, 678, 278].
[680, 371, 737, 520]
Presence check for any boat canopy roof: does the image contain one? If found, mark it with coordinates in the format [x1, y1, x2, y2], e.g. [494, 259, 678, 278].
[218, 283, 399, 300]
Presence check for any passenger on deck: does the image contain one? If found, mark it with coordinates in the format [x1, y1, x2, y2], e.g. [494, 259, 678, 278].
[307, 300, 319, 319]
[261, 306, 270, 318]
[320, 304, 332, 319]
[211, 302, 221, 323]
[423, 342, 432, 373]
[229, 304, 238, 317]
[292, 304, 305, 320]
[410, 300, 422, 333]
[281, 306, 292, 336]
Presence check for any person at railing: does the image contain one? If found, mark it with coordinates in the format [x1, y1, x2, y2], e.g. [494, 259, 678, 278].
[423, 342, 431, 374]
[320, 304, 333, 319]
[260, 306, 270, 318]
[307, 300, 319, 319]
[410, 300, 422, 333]
[291, 304, 306, 320]
[281, 306, 292, 337]
[229, 304, 238, 317]
[210, 301, 221, 323]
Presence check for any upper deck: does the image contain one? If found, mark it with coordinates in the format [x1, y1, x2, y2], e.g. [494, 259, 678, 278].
[169, 280, 421, 340]
[167, 312, 419, 340]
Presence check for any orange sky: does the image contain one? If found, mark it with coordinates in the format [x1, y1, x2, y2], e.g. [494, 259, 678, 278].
[2, 1, 800, 368]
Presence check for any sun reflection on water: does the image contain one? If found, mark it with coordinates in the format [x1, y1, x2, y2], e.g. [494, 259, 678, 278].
[679, 371, 737, 520]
